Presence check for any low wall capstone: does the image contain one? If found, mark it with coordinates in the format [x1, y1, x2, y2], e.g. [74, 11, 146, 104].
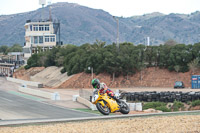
[76, 96, 97, 110]
[7, 77, 43, 88]
[19, 86, 60, 100]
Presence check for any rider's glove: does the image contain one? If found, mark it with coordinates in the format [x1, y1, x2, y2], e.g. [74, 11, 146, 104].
[103, 89, 107, 94]
[93, 90, 98, 95]
[108, 92, 114, 96]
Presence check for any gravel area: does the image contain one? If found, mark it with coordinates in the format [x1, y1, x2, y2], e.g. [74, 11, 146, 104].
[1, 115, 200, 133]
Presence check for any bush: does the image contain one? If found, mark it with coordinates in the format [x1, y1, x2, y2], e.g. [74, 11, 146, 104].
[61, 68, 66, 73]
[155, 106, 171, 112]
[143, 102, 166, 110]
[173, 101, 184, 111]
[187, 101, 191, 105]
[191, 100, 200, 107]
[24, 65, 30, 70]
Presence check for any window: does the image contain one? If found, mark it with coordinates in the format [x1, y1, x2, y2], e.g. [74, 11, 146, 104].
[33, 25, 38, 31]
[45, 25, 49, 31]
[44, 35, 55, 42]
[30, 36, 34, 43]
[39, 36, 43, 43]
[50, 36, 55, 42]
[30, 25, 32, 31]
[32, 24, 50, 31]
[34, 36, 38, 44]
[39, 25, 44, 31]
[45, 36, 49, 42]
[23, 48, 31, 53]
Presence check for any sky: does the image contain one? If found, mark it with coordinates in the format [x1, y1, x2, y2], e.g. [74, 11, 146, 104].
[0, 0, 200, 17]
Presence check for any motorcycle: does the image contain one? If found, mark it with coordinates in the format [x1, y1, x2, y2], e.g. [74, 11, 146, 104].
[92, 91, 130, 115]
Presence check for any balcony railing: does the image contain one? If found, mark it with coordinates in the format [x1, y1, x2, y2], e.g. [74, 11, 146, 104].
[26, 19, 59, 23]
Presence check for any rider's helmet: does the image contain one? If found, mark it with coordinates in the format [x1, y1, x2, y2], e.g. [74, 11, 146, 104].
[91, 78, 100, 89]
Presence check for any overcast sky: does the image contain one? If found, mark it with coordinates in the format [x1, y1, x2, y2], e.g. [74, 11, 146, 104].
[0, 0, 200, 17]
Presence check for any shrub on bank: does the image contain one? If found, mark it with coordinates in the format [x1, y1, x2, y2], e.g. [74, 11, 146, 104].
[191, 100, 200, 107]
[155, 106, 171, 112]
[172, 101, 184, 111]
[143, 102, 166, 110]
[143, 101, 185, 112]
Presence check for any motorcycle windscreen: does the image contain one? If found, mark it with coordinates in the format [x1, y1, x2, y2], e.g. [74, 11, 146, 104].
[92, 94, 99, 103]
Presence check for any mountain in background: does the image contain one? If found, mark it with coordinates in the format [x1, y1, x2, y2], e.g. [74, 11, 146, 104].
[0, 2, 200, 46]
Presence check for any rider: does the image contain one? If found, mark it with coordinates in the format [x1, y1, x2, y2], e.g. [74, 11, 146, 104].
[91, 78, 121, 103]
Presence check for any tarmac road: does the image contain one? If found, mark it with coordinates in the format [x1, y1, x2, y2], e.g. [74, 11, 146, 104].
[0, 78, 98, 120]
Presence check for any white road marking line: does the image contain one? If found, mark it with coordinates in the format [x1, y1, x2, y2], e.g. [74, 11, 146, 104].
[0, 97, 13, 102]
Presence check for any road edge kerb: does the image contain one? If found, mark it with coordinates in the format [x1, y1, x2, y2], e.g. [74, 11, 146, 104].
[1, 110, 200, 126]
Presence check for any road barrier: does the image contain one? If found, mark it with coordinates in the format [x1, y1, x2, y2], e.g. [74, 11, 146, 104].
[76, 96, 97, 110]
[7, 77, 43, 88]
[72, 95, 79, 101]
[19, 86, 60, 100]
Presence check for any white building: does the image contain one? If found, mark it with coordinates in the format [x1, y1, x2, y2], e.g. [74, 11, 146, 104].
[23, 20, 60, 58]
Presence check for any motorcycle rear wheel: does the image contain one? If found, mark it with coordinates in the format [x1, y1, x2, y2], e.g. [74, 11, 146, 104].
[96, 102, 110, 115]
[120, 101, 130, 114]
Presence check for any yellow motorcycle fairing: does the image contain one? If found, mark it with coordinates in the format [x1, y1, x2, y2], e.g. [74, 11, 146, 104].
[93, 91, 120, 113]
[98, 100, 105, 107]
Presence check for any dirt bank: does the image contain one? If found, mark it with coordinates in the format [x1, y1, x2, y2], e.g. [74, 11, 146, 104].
[13, 67, 45, 81]
[58, 67, 197, 88]
[14, 67, 199, 89]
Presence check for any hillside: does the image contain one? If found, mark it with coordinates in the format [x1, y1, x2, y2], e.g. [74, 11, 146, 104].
[13, 66, 199, 89]
[1, 2, 200, 46]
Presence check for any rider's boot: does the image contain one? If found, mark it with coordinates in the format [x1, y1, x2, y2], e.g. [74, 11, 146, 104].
[116, 98, 122, 103]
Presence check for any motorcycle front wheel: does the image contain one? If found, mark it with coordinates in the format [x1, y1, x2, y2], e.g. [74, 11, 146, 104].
[96, 102, 110, 115]
[120, 101, 130, 114]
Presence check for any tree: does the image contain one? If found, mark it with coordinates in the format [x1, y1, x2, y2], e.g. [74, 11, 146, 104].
[38, 54, 47, 67]
[103, 48, 118, 81]
[167, 44, 190, 72]
[7, 44, 22, 52]
[191, 43, 200, 59]
[164, 39, 177, 46]
[44, 47, 59, 67]
[24, 41, 196, 76]
[25, 54, 40, 69]
[188, 58, 199, 75]
[119, 42, 135, 80]
[174, 65, 180, 73]
[174, 65, 180, 79]
[158, 44, 171, 68]
[138, 63, 146, 81]
[0, 45, 9, 55]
